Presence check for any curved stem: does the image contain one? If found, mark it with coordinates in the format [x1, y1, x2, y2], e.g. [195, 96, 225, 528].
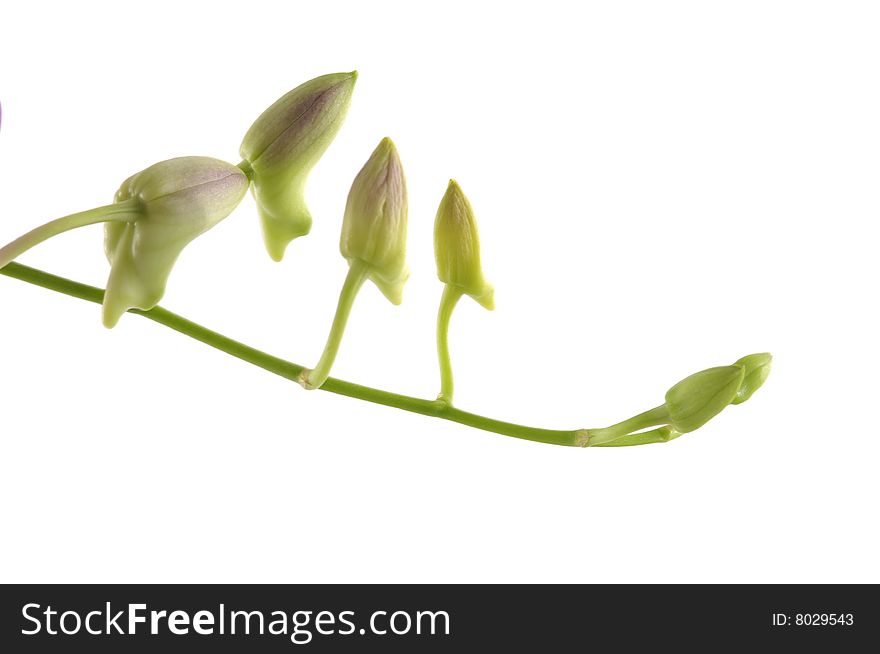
[436, 285, 462, 404]
[0, 262, 584, 447]
[0, 201, 140, 269]
[301, 259, 368, 389]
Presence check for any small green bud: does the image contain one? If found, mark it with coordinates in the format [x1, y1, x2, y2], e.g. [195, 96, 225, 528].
[664, 365, 745, 433]
[240, 71, 357, 261]
[103, 156, 248, 328]
[339, 137, 408, 304]
[434, 180, 494, 310]
[731, 352, 772, 405]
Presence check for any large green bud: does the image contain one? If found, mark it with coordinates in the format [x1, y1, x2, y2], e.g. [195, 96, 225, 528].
[240, 71, 357, 261]
[434, 179, 494, 310]
[339, 137, 409, 304]
[103, 156, 249, 327]
[664, 365, 745, 433]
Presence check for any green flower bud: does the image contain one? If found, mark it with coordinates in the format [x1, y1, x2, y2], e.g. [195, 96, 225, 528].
[434, 179, 494, 310]
[103, 156, 248, 327]
[240, 71, 357, 261]
[664, 365, 745, 433]
[339, 137, 408, 304]
[731, 352, 772, 405]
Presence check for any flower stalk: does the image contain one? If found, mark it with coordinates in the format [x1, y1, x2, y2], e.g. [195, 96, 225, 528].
[436, 285, 462, 404]
[0, 201, 140, 269]
[0, 70, 772, 449]
[0, 262, 769, 448]
[299, 260, 368, 390]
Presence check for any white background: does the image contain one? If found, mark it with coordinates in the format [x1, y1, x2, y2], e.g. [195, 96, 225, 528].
[1, 1, 878, 583]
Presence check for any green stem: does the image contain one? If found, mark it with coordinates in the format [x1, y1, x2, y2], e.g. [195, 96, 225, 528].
[590, 426, 681, 448]
[0, 201, 140, 268]
[585, 404, 671, 446]
[436, 285, 462, 404]
[236, 159, 255, 183]
[301, 260, 368, 389]
[1, 262, 583, 446]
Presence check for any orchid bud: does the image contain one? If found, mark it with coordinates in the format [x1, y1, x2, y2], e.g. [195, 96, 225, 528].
[240, 71, 357, 261]
[102, 156, 249, 327]
[731, 352, 772, 405]
[339, 137, 408, 304]
[434, 179, 494, 310]
[664, 365, 745, 433]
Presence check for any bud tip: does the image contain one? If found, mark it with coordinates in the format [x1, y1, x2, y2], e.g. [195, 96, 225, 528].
[731, 352, 772, 404]
[378, 136, 397, 153]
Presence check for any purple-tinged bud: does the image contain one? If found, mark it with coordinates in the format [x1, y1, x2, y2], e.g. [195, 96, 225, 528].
[240, 71, 357, 261]
[103, 156, 248, 327]
[339, 137, 409, 304]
